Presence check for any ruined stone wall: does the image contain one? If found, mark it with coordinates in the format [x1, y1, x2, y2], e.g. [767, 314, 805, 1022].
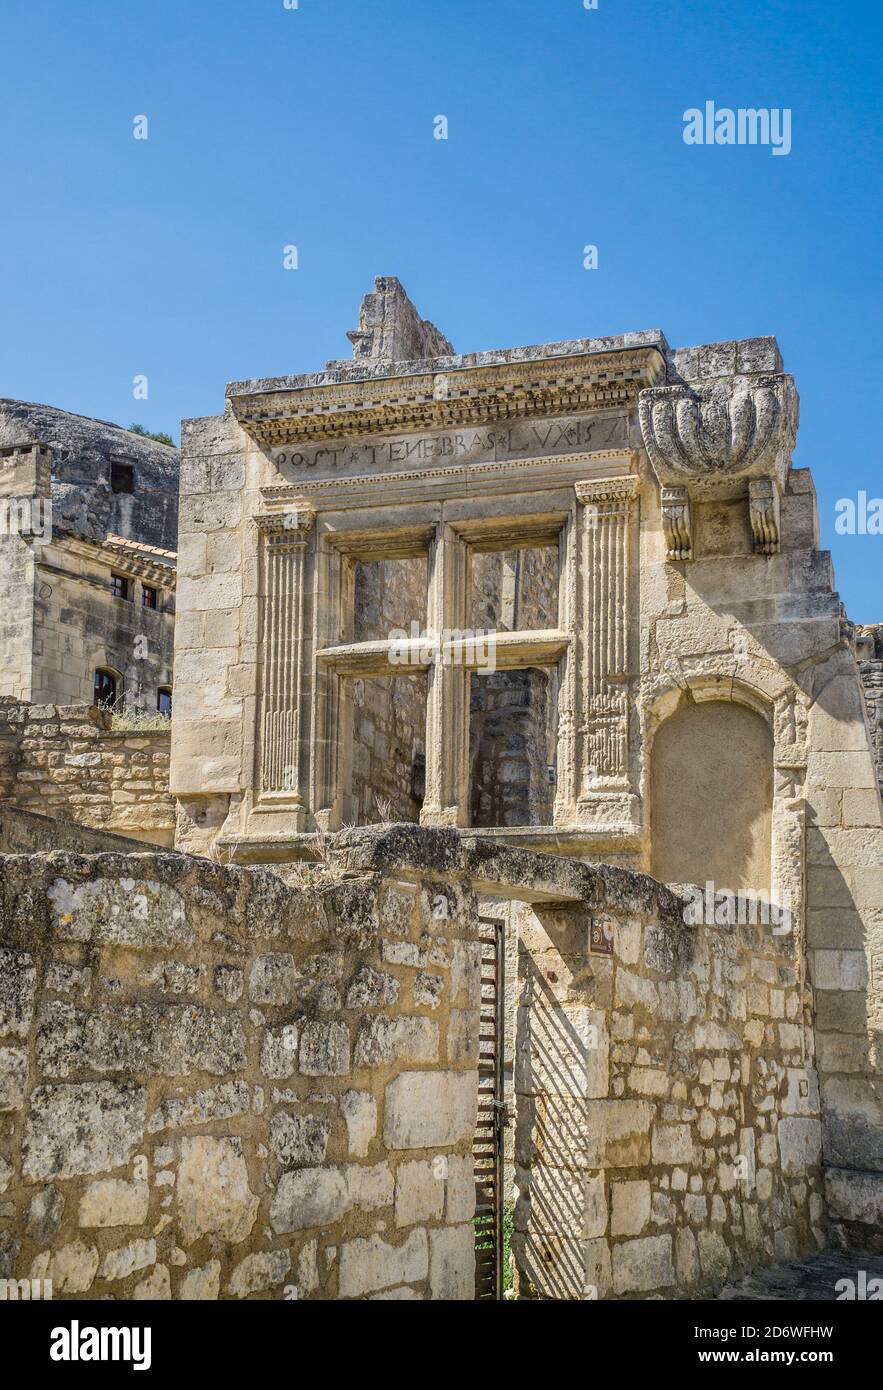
[0, 850, 479, 1300]
[514, 888, 826, 1299]
[0, 701, 174, 848]
[0, 807, 157, 856]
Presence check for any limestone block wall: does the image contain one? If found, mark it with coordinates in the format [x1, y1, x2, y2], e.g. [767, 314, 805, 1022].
[514, 892, 827, 1299]
[0, 535, 36, 703]
[804, 646, 883, 1252]
[0, 851, 480, 1300]
[0, 701, 174, 847]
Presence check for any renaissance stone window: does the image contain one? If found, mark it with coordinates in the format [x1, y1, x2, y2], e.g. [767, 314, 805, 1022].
[306, 517, 571, 830]
[110, 573, 131, 602]
[157, 687, 172, 716]
[94, 668, 119, 709]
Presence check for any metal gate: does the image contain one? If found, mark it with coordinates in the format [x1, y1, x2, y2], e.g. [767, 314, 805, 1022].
[473, 914, 505, 1300]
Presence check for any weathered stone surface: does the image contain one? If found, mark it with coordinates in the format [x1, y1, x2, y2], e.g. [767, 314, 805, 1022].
[37, 1239, 99, 1294]
[249, 953, 299, 1005]
[299, 1020, 350, 1076]
[26, 1185, 65, 1242]
[226, 1249, 291, 1298]
[148, 1080, 252, 1132]
[338, 1228, 428, 1299]
[0, 1047, 28, 1110]
[47, 878, 191, 947]
[429, 1223, 474, 1300]
[0, 948, 35, 1038]
[610, 1180, 651, 1237]
[99, 1237, 156, 1281]
[384, 1071, 477, 1149]
[270, 1167, 349, 1234]
[178, 1259, 221, 1301]
[395, 1159, 444, 1227]
[612, 1235, 674, 1294]
[79, 1178, 150, 1228]
[23, 1082, 146, 1180]
[133, 1264, 171, 1299]
[176, 1137, 259, 1245]
[270, 1112, 329, 1167]
[346, 965, 399, 1009]
[354, 1015, 438, 1067]
[777, 1118, 822, 1176]
[341, 1089, 376, 1158]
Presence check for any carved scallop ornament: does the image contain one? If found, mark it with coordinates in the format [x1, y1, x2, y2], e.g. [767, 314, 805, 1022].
[638, 375, 797, 489]
[638, 375, 798, 561]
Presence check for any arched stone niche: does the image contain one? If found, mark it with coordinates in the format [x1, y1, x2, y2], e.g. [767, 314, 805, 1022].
[650, 698, 774, 891]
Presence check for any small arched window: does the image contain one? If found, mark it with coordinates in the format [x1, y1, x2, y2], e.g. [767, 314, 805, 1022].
[157, 687, 172, 717]
[94, 669, 119, 709]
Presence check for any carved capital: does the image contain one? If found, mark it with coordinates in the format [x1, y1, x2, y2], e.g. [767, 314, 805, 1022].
[660, 486, 692, 561]
[749, 477, 782, 556]
[638, 374, 798, 489]
[254, 509, 315, 549]
[574, 476, 639, 519]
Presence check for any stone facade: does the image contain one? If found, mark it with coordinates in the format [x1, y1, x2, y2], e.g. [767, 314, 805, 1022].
[0, 414, 177, 711]
[1, 279, 880, 1297]
[165, 280, 881, 1273]
[0, 700, 174, 847]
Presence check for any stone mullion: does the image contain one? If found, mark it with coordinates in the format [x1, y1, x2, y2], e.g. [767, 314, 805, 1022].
[255, 512, 314, 810]
[311, 543, 347, 830]
[421, 525, 469, 828]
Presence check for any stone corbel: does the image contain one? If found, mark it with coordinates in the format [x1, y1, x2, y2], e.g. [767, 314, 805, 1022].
[661, 486, 692, 561]
[749, 478, 781, 556]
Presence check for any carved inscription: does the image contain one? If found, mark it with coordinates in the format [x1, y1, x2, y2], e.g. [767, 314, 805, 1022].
[269, 414, 628, 474]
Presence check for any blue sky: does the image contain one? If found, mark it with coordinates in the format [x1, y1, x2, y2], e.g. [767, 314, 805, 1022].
[0, 0, 880, 617]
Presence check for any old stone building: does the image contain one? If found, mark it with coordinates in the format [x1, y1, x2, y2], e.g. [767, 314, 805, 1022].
[0, 278, 880, 1301]
[0, 401, 177, 711]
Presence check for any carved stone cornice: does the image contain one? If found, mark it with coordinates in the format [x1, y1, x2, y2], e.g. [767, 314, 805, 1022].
[61, 534, 177, 589]
[638, 374, 798, 490]
[229, 348, 666, 447]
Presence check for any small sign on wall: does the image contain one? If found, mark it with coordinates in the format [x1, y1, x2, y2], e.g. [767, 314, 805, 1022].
[590, 917, 614, 955]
